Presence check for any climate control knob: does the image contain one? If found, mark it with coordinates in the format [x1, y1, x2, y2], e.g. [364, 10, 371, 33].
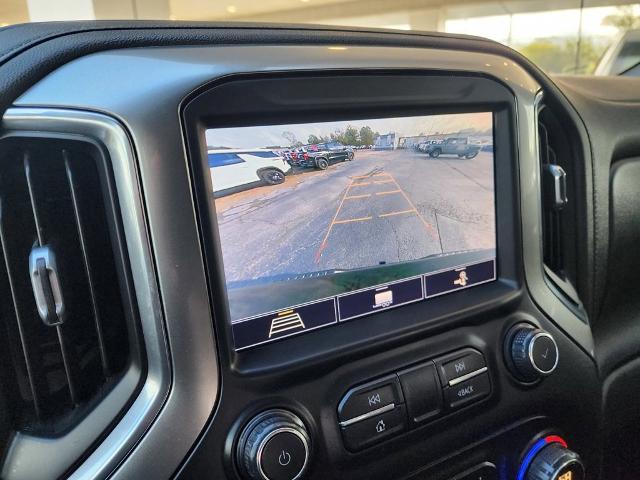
[525, 442, 584, 480]
[237, 409, 311, 480]
[508, 324, 559, 381]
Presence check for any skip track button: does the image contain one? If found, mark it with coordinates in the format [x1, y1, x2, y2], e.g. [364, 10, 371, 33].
[338, 375, 403, 422]
[436, 348, 487, 386]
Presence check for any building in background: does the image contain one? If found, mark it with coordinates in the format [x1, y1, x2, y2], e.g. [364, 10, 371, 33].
[374, 133, 396, 150]
[0, 0, 638, 75]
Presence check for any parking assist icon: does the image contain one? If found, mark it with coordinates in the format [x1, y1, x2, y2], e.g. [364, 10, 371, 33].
[268, 310, 306, 338]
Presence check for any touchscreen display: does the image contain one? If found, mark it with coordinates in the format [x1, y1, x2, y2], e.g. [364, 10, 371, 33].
[207, 112, 496, 350]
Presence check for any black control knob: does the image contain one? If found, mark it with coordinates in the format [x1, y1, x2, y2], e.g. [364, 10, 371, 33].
[237, 409, 311, 480]
[508, 324, 559, 381]
[526, 442, 584, 480]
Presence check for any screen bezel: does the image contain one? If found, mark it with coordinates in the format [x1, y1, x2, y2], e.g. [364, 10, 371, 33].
[181, 70, 522, 375]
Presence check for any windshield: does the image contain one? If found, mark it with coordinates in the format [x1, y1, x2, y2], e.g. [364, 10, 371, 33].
[1, 1, 639, 75]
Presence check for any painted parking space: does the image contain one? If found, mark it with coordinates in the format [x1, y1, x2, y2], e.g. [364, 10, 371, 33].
[315, 171, 440, 265]
[216, 149, 494, 282]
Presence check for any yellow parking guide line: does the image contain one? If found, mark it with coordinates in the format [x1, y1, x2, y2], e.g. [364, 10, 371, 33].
[278, 310, 294, 316]
[345, 193, 371, 200]
[351, 181, 371, 186]
[379, 209, 415, 218]
[373, 179, 394, 184]
[376, 189, 401, 196]
[387, 173, 439, 238]
[315, 178, 354, 263]
[334, 216, 373, 224]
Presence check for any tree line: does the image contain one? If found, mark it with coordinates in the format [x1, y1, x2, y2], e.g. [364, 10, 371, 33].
[282, 125, 380, 148]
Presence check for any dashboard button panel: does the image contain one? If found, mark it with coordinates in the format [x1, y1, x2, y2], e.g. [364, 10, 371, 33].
[338, 348, 490, 451]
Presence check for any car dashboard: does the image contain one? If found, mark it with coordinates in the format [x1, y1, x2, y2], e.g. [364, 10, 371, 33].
[0, 22, 639, 480]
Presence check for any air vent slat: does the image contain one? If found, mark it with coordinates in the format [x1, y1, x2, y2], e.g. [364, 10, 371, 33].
[63, 151, 111, 378]
[23, 154, 79, 406]
[0, 200, 42, 420]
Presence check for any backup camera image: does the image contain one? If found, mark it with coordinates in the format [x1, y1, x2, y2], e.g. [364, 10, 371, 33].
[207, 112, 497, 350]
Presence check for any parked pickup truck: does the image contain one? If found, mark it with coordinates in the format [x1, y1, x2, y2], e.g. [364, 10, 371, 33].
[420, 137, 481, 159]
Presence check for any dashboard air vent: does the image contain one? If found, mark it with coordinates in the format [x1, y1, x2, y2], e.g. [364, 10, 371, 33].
[537, 104, 583, 311]
[0, 134, 142, 478]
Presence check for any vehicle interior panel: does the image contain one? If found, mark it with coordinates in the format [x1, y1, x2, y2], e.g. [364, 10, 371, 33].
[0, 19, 639, 480]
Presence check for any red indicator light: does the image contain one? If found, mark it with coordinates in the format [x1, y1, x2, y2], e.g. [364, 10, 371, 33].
[545, 435, 568, 448]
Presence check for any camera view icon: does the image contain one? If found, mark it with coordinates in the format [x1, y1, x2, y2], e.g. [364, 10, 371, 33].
[374, 289, 393, 308]
[268, 310, 306, 338]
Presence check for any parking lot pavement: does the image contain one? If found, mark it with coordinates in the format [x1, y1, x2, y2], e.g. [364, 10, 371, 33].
[215, 149, 495, 283]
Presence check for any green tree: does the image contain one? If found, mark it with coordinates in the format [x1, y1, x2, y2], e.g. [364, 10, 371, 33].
[518, 38, 606, 74]
[359, 126, 377, 146]
[602, 6, 640, 31]
[341, 125, 360, 146]
[282, 131, 303, 147]
[307, 134, 329, 144]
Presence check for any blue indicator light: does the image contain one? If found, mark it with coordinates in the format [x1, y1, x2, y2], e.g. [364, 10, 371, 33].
[517, 438, 548, 480]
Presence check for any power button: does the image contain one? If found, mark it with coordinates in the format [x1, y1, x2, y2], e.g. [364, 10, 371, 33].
[236, 409, 311, 480]
[259, 429, 308, 480]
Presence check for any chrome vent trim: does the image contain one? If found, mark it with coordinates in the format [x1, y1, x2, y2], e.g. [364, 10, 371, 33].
[1, 108, 169, 480]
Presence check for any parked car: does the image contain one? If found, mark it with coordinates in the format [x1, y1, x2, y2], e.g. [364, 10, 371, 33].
[297, 141, 355, 169]
[595, 29, 640, 76]
[421, 137, 481, 159]
[208, 148, 291, 194]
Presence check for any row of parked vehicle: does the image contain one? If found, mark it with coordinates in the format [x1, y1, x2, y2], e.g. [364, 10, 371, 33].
[208, 141, 356, 195]
[280, 141, 355, 169]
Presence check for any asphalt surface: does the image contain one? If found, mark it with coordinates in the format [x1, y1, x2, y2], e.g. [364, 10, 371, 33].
[215, 149, 495, 283]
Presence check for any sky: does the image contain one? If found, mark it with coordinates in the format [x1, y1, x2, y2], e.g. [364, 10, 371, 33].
[206, 112, 492, 149]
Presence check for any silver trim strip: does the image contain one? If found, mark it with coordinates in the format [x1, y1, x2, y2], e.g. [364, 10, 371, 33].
[448, 366, 489, 386]
[339, 403, 396, 427]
